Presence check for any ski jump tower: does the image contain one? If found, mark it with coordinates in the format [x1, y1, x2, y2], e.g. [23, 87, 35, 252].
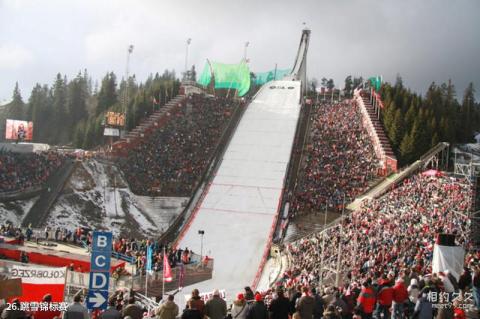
[290, 28, 311, 96]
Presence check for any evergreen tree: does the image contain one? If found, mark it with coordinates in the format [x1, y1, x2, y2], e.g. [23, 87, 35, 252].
[7, 82, 25, 120]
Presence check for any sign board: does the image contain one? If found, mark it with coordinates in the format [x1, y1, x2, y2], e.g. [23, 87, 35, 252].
[87, 231, 112, 310]
[104, 128, 120, 137]
[105, 112, 125, 127]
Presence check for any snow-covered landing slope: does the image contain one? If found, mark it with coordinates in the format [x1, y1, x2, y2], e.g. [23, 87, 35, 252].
[177, 81, 301, 300]
[46, 159, 187, 238]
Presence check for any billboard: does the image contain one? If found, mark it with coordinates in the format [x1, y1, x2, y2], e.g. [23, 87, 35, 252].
[5, 119, 33, 141]
[105, 112, 125, 127]
[104, 128, 120, 137]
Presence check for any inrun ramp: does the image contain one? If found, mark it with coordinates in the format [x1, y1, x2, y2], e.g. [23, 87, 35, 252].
[176, 81, 301, 299]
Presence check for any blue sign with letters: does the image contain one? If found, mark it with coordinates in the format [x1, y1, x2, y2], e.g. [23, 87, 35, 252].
[87, 231, 112, 310]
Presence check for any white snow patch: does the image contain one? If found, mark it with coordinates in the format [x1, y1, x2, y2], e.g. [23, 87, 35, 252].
[0, 196, 39, 226]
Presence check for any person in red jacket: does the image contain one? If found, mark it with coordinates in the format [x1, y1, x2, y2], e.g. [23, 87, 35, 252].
[392, 279, 408, 319]
[375, 277, 394, 319]
[357, 279, 376, 319]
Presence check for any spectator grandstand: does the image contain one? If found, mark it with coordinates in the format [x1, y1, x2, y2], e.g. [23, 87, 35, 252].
[118, 94, 240, 197]
[0, 150, 65, 193]
[290, 101, 381, 216]
[283, 171, 473, 291]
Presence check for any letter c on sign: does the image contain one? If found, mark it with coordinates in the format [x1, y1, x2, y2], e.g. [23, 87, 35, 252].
[95, 255, 106, 268]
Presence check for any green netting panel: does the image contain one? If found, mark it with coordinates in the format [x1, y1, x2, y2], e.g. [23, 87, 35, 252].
[254, 69, 291, 85]
[197, 61, 251, 96]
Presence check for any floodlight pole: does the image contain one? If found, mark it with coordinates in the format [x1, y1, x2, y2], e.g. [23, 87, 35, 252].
[124, 45, 134, 128]
[185, 38, 192, 78]
[244, 41, 250, 61]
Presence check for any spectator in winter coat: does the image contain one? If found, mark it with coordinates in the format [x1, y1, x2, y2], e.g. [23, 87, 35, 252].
[268, 288, 290, 319]
[297, 287, 315, 319]
[155, 295, 179, 319]
[205, 290, 227, 319]
[245, 287, 255, 305]
[375, 278, 393, 319]
[289, 285, 303, 315]
[392, 279, 408, 319]
[311, 288, 325, 319]
[457, 267, 472, 298]
[188, 289, 205, 317]
[473, 266, 480, 310]
[330, 292, 348, 319]
[122, 298, 143, 319]
[413, 293, 433, 319]
[62, 294, 89, 319]
[181, 301, 203, 319]
[357, 279, 376, 319]
[231, 294, 248, 319]
[323, 305, 340, 319]
[247, 294, 268, 319]
[100, 299, 121, 319]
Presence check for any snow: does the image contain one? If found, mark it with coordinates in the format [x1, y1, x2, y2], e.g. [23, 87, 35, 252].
[0, 196, 38, 226]
[46, 159, 186, 238]
[177, 81, 301, 301]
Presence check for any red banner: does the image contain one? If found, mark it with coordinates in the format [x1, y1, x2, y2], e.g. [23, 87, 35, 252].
[163, 253, 172, 282]
[4, 263, 66, 302]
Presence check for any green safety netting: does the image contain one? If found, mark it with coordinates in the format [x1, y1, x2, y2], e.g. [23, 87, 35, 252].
[369, 76, 382, 92]
[254, 69, 291, 85]
[197, 61, 251, 96]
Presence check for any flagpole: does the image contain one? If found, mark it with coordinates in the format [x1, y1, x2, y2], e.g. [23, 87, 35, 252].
[145, 245, 148, 299]
[162, 246, 166, 300]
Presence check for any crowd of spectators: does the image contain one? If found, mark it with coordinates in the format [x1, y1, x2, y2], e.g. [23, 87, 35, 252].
[280, 171, 479, 318]
[0, 150, 65, 193]
[291, 101, 380, 215]
[119, 94, 239, 197]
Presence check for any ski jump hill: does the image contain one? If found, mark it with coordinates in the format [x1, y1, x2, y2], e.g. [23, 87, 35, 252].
[175, 29, 310, 300]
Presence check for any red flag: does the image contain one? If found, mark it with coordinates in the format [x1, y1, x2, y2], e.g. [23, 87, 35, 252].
[163, 252, 173, 282]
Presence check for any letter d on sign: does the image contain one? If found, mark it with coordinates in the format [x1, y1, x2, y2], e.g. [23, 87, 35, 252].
[92, 273, 108, 289]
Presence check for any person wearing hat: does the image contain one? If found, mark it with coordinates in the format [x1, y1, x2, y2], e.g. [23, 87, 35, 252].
[231, 293, 248, 319]
[268, 287, 290, 319]
[205, 289, 227, 319]
[246, 293, 268, 319]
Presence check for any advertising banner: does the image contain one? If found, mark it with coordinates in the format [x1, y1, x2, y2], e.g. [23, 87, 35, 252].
[3, 263, 66, 302]
[5, 119, 33, 141]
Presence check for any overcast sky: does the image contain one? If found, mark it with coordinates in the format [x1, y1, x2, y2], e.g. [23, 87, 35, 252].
[1, 0, 479, 104]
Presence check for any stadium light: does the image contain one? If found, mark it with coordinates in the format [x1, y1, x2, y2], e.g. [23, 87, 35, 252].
[185, 38, 192, 76]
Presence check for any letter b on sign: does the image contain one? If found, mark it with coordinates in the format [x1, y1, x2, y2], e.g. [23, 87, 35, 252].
[92, 231, 112, 253]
